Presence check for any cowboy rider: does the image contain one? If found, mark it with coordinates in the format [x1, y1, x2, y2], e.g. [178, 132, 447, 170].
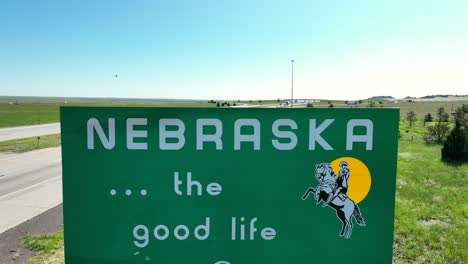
[326, 160, 350, 204]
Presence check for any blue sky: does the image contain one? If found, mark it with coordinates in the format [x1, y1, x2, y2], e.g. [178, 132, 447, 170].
[1, 0, 467, 100]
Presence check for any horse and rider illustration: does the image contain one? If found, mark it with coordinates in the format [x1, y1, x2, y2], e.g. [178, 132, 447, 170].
[302, 161, 366, 238]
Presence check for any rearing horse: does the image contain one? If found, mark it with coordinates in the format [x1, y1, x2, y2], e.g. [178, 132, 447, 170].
[302, 163, 366, 238]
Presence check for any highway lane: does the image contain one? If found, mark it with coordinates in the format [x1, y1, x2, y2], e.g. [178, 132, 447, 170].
[0, 123, 60, 142]
[0, 148, 61, 197]
[0, 147, 62, 233]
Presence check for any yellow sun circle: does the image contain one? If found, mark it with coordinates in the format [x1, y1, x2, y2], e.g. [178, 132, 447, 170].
[331, 157, 371, 204]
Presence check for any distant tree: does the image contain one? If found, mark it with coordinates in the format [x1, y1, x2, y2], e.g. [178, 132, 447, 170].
[436, 107, 444, 123]
[423, 113, 433, 126]
[421, 94, 451, 99]
[436, 107, 450, 123]
[379, 101, 383, 104]
[277, 98, 280, 103]
[443, 112, 450, 122]
[462, 104, 468, 113]
[233, 103, 236, 106]
[227, 102, 230, 106]
[358, 100, 362, 104]
[307, 102, 313, 108]
[368, 101, 376, 108]
[406, 111, 417, 127]
[259, 100, 262, 104]
[238, 99, 240, 103]
[216, 102, 220, 107]
[441, 106, 468, 162]
[441, 120, 466, 161]
[344, 100, 348, 104]
[328, 100, 331, 104]
[329, 104, 334, 108]
[424, 123, 449, 144]
[453, 104, 468, 127]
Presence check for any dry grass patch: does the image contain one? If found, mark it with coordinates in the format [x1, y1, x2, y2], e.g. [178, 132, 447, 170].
[418, 218, 451, 229]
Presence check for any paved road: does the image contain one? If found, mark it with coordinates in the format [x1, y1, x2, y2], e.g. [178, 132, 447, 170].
[0, 147, 62, 234]
[0, 123, 60, 142]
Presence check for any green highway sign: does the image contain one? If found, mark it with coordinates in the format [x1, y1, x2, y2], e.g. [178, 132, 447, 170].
[61, 107, 399, 263]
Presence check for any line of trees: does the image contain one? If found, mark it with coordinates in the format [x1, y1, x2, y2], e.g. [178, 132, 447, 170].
[418, 105, 468, 162]
[208, 100, 236, 107]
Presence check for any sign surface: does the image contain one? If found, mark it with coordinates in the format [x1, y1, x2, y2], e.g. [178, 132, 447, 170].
[61, 107, 399, 263]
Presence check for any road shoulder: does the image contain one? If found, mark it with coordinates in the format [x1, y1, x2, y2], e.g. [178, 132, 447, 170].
[0, 204, 63, 264]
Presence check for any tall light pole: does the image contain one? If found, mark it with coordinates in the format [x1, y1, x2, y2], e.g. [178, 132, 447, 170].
[291, 59, 294, 108]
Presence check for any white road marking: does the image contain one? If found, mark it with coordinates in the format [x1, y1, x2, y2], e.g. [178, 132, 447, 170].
[0, 147, 61, 161]
[0, 175, 61, 200]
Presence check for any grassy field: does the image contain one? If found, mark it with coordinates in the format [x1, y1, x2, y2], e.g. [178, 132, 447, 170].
[394, 123, 467, 264]
[309, 99, 468, 119]
[0, 134, 61, 152]
[0, 97, 217, 128]
[393, 100, 468, 120]
[0, 104, 60, 128]
[1, 96, 467, 128]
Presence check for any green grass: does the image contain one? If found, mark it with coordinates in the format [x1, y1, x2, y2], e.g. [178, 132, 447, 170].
[0, 99, 217, 128]
[0, 134, 61, 152]
[399, 120, 454, 137]
[23, 230, 63, 253]
[23, 230, 64, 264]
[0, 103, 60, 128]
[394, 126, 467, 263]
